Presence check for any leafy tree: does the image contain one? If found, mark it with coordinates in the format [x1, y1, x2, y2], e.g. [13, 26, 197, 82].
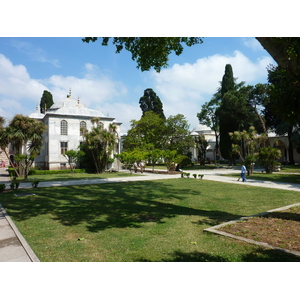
[82, 121, 116, 173]
[115, 150, 146, 173]
[63, 149, 84, 176]
[194, 134, 208, 165]
[1, 114, 47, 178]
[139, 88, 165, 119]
[161, 149, 178, 172]
[82, 37, 203, 72]
[145, 147, 163, 171]
[256, 37, 300, 77]
[221, 64, 235, 97]
[40, 90, 54, 113]
[0, 117, 11, 168]
[230, 126, 262, 175]
[258, 146, 281, 174]
[123, 111, 166, 151]
[164, 114, 193, 154]
[246, 83, 270, 136]
[83, 37, 300, 77]
[123, 111, 192, 155]
[263, 65, 300, 164]
[197, 97, 221, 160]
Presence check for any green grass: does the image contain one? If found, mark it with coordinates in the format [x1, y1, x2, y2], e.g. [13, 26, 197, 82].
[228, 171, 300, 185]
[14, 171, 141, 182]
[280, 165, 300, 173]
[1, 179, 300, 262]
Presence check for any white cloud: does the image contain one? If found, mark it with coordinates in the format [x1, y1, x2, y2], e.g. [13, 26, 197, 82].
[150, 50, 275, 130]
[0, 54, 48, 101]
[0, 53, 129, 127]
[99, 102, 141, 133]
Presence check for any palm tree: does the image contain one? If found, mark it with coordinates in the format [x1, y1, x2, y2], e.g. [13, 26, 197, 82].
[83, 124, 116, 173]
[6, 114, 46, 178]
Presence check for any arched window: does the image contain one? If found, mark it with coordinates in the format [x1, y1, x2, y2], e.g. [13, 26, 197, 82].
[61, 120, 68, 135]
[80, 121, 87, 136]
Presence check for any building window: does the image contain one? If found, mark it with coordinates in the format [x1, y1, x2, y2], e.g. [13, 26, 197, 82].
[61, 120, 68, 135]
[80, 121, 87, 136]
[61, 142, 68, 155]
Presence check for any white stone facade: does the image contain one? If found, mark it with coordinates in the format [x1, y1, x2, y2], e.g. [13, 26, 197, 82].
[30, 92, 122, 170]
[190, 124, 220, 162]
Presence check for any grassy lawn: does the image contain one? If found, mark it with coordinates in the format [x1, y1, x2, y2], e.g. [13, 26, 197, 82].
[280, 165, 300, 173]
[14, 171, 141, 182]
[1, 178, 300, 262]
[227, 171, 300, 185]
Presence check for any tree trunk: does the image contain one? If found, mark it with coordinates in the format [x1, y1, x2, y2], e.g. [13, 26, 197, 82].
[287, 128, 295, 165]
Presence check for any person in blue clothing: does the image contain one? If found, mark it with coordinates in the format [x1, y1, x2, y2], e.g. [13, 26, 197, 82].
[241, 164, 247, 182]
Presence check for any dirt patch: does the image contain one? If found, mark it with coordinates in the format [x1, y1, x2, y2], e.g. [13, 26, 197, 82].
[220, 206, 300, 253]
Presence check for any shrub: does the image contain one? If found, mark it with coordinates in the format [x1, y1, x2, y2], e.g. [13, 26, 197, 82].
[198, 174, 204, 179]
[258, 146, 281, 174]
[175, 155, 192, 168]
[193, 174, 197, 179]
[28, 169, 88, 176]
[8, 167, 17, 178]
[0, 184, 5, 193]
[10, 181, 19, 190]
[31, 180, 40, 188]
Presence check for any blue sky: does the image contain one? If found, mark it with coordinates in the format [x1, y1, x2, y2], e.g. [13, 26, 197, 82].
[0, 37, 275, 133]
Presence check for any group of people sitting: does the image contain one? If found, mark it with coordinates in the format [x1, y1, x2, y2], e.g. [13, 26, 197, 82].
[133, 161, 145, 173]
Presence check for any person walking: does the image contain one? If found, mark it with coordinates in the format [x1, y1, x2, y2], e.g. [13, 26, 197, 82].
[241, 164, 247, 182]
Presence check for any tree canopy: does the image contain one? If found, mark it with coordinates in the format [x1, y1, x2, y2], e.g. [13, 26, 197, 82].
[139, 88, 165, 119]
[82, 37, 203, 72]
[83, 37, 300, 76]
[40, 90, 54, 113]
[123, 111, 192, 155]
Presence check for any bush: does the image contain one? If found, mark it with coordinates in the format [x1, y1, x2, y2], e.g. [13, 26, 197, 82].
[0, 184, 5, 193]
[8, 167, 17, 178]
[31, 180, 40, 188]
[10, 181, 20, 190]
[258, 146, 281, 174]
[28, 169, 88, 176]
[175, 156, 192, 168]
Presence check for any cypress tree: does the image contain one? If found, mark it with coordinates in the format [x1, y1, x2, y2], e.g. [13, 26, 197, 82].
[139, 88, 165, 119]
[218, 64, 236, 163]
[221, 64, 234, 97]
[40, 90, 54, 113]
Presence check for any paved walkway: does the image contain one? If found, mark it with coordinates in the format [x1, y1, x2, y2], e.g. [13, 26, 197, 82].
[1, 166, 300, 262]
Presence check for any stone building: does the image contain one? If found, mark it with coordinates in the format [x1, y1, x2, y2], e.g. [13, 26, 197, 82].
[190, 124, 300, 164]
[30, 90, 122, 170]
[190, 124, 220, 162]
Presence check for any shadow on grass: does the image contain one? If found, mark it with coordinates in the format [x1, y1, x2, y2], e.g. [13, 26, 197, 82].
[136, 248, 300, 262]
[1, 180, 242, 232]
[264, 211, 300, 222]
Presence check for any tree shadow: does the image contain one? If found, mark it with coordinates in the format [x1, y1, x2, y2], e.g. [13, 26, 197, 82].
[137, 251, 228, 262]
[263, 211, 300, 222]
[1, 180, 243, 232]
[136, 248, 300, 262]
[241, 248, 300, 262]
